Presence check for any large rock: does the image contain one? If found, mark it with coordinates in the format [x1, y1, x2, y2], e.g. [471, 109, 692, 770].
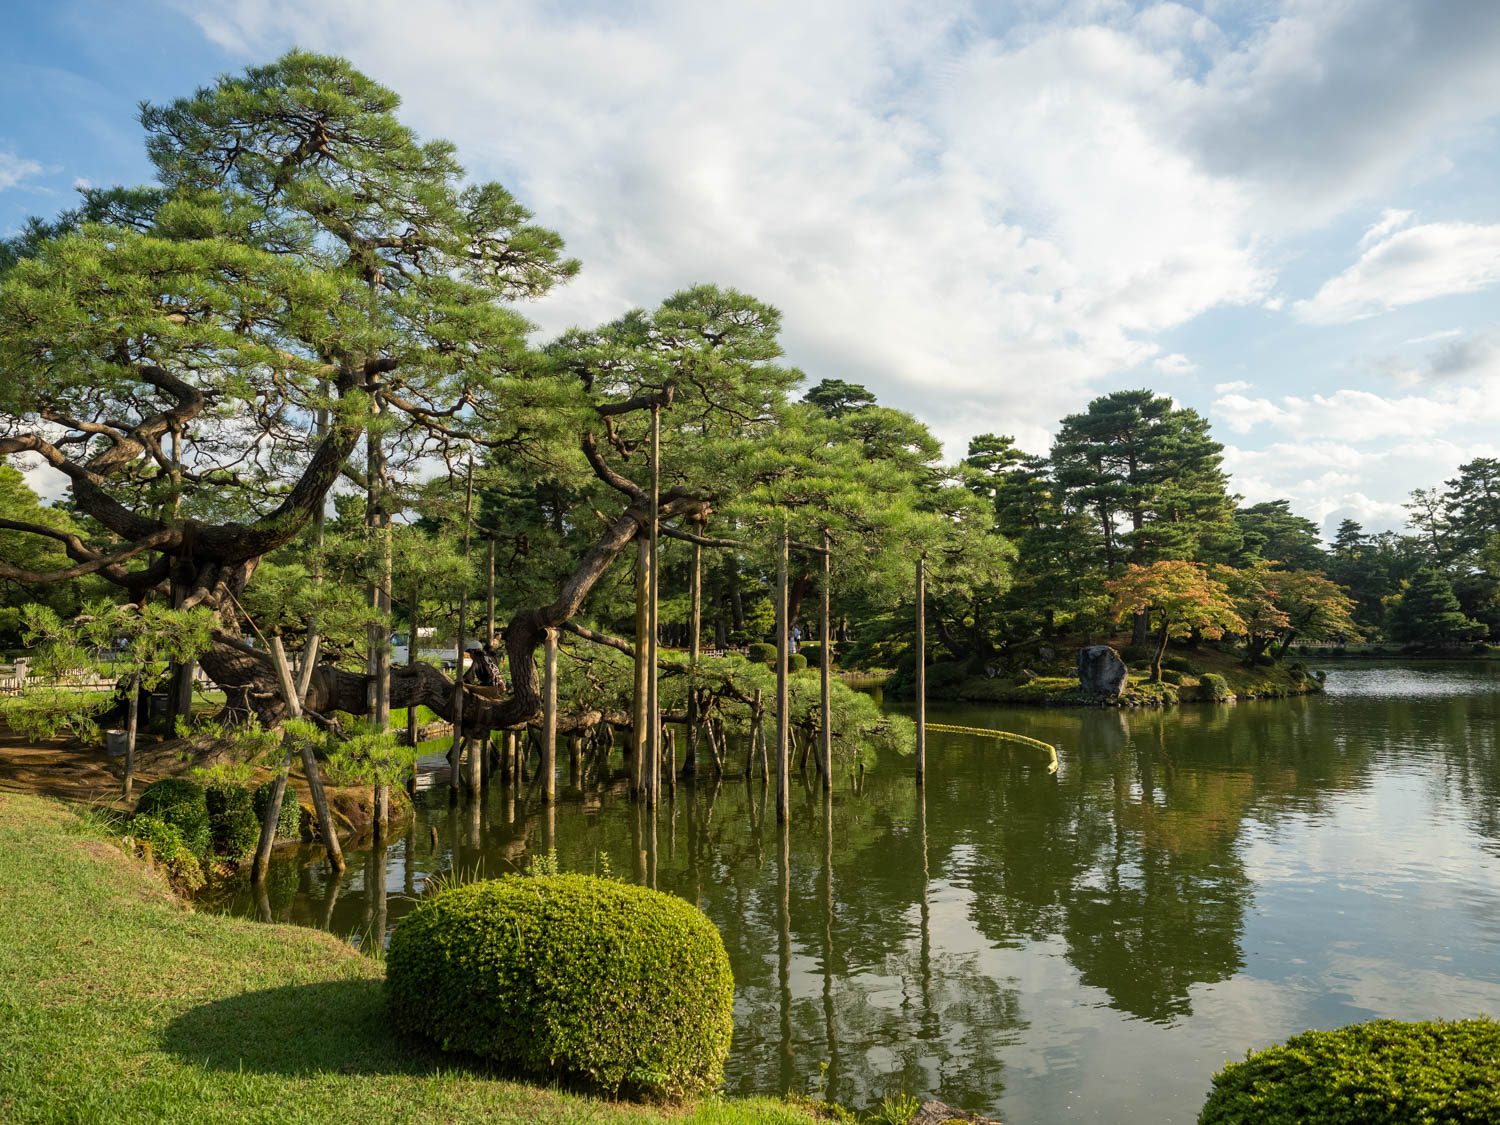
[913, 1101, 1000, 1124]
[1077, 645, 1128, 696]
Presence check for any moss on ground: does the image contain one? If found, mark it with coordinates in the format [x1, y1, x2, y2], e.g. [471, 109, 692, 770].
[0, 792, 818, 1125]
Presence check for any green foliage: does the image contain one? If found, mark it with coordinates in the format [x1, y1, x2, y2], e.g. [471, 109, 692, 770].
[870, 1093, 922, 1125]
[1163, 655, 1200, 674]
[1160, 668, 1185, 685]
[799, 642, 827, 668]
[1198, 1019, 1500, 1124]
[1199, 673, 1231, 702]
[386, 875, 735, 1099]
[252, 781, 302, 841]
[204, 783, 259, 861]
[124, 813, 205, 891]
[1118, 645, 1150, 663]
[746, 642, 777, 665]
[134, 778, 209, 859]
[1387, 569, 1482, 647]
[786, 653, 808, 673]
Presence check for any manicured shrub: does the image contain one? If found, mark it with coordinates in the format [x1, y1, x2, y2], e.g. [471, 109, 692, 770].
[253, 780, 303, 841]
[1163, 655, 1200, 674]
[1118, 644, 1150, 663]
[125, 813, 205, 891]
[745, 642, 777, 665]
[1199, 673, 1230, 701]
[387, 875, 734, 1099]
[134, 778, 210, 859]
[205, 782, 259, 860]
[1160, 668, 1185, 685]
[799, 642, 826, 668]
[786, 653, 808, 673]
[1199, 1018, 1500, 1124]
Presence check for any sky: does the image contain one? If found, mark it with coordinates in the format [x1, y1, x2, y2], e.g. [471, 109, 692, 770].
[3, 0, 1499, 538]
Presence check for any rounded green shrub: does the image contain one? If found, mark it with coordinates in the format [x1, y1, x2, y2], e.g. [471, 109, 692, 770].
[799, 642, 826, 668]
[787, 653, 808, 673]
[125, 813, 205, 891]
[205, 782, 259, 860]
[1199, 673, 1231, 702]
[253, 780, 303, 841]
[387, 875, 734, 1099]
[1163, 655, 1200, 674]
[745, 642, 777, 665]
[1118, 644, 1150, 663]
[1199, 1018, 1500, 1124]
[134, 778, 209, 859]
[1160, 668, 1185, 685]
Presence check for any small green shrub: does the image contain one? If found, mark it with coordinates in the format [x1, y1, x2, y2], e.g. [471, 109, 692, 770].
[787, 653, 808, 673]
[125, 813, 205, 891]
[799, 642, 826, 668]
[205, 783, 259, 860]
[387, 875, 734, 1099]
[1199, 1018, 1500, 1124]
[253, 780, 303, 840]
[1119, 644, 1150, 663]
[1199, 673, 1231, 702]
[1287, 665, 1307, 684]
[1160, 668, 1185, 685]
[1163, 655, 1200, 674]
[745, 642, 777, 665]
[134, 778, 209, 859]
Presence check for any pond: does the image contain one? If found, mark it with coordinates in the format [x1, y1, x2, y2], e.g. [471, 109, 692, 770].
[211, 663, 1500, 1123]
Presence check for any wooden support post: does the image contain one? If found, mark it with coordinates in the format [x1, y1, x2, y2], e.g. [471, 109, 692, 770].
[820, 526, 833, 790]
[631, 537, 649, 799]
[486, 537, 496, 645]
[915, 555, 926, 786]
[645, 402, 661, 809]
[665, 727, 676, 800]
[450, 459, 474, 800]
[776, 524, 790, 823]
[542, 626, 558, 803]
[405, 582, 418, 771]
[270, 635, 342, 872]
[685, 535, 702, 774]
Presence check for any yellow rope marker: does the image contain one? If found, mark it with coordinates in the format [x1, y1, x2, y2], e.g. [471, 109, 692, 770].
[924, 723, 1059, 774]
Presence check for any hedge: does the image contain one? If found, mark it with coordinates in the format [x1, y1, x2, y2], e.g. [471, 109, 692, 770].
[134, 778, 210, 859]
[125, 813, 205, 891]
[1199, 1018, 1500, 1124]
[799, 642, 827, 668]
[1199, 673, 1231, 702]
[745, 642, 777, 665]
[386, 874, 735, 1099]
[786, 653, 808, 673]
[1160, 668, 1185, 685]
[205, 783, 259, 860]
[253, 780, 303, 841]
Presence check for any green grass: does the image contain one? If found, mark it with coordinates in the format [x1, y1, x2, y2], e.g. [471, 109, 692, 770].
[0, 792, 818, 1125]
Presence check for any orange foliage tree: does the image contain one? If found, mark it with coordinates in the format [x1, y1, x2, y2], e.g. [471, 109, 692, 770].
[1106, 560, 1244, 682]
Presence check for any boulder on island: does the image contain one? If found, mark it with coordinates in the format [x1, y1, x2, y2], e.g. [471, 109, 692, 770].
[1077, 645, 1128, 696]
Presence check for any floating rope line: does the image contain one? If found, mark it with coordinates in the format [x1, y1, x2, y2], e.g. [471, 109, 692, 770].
[924, 723, 1059, 773]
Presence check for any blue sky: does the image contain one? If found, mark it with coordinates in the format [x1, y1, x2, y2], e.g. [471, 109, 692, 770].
[4, 0, 1500, 537]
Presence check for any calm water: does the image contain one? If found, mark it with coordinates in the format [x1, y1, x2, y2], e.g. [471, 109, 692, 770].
[213, 663, 1500, 1123]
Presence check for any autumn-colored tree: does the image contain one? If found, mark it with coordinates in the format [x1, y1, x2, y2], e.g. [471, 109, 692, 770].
[1105, 561, 1243, 682]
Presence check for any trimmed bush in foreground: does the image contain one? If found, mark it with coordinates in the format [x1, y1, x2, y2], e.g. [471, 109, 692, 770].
[253, 779, 302, 840]
[205, 783, 259, 860]
[1199, 1018, 1500, 1124]
[387, 874, 735, 1100]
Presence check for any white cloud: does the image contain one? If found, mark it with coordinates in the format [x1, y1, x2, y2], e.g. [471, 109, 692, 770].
[1214, 379, 1250, 394]
[0, 151, 42, 191]
[1154, 352, 1197, 376]
[1295, 221, 1500, 324]
[1359, 208, 1414, 248]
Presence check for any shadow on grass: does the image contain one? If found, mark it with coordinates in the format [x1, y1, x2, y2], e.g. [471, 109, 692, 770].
[161, 979, 493, 1077]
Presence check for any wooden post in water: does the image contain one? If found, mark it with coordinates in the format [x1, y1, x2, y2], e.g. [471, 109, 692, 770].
[775, 522, 790, 823]
[915, 554, 926, 787]
[542, 626, 558, 803]
[406, 581, 419, 771]
[449, 459, 474, 800]
[273, 634, 342, 872]
[645, 402, 662, 809]
[630, 537, 649, 799]
[819, 526, 833, 789]
[685, 533, 702, 775]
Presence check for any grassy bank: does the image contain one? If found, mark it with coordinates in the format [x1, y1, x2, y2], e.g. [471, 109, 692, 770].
[892, 643, 1324, 707]
[0, 792, 818, 1125]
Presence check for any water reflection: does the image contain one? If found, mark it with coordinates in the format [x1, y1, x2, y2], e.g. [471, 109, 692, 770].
[209, 662, 1500, 1122]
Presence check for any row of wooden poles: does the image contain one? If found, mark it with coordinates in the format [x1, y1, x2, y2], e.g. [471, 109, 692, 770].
[435, 406, 945, 829]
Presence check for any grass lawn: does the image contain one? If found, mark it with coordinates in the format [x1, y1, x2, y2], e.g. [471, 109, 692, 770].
[0, 792, 818, 1125]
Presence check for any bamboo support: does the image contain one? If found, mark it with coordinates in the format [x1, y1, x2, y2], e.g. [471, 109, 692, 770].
[775, 524, 790, 823]
[542, 627, 558, 803]
[915, 555, 926, 786]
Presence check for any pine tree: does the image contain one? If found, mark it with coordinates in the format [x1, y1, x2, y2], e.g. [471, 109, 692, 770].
[1387, 569, 1480, 647]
